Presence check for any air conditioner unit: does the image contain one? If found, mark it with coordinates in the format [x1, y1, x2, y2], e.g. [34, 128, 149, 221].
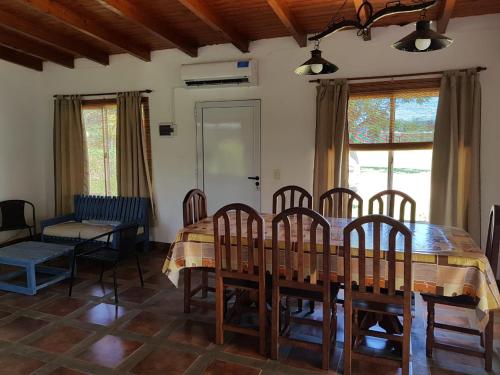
[180, 59, 258, 88]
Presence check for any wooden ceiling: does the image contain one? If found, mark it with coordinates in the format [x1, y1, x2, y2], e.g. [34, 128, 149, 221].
[0, 0, 498, 71]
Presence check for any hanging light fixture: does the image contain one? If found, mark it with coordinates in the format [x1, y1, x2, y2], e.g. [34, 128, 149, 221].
[392, 15, 453, 52]
[294, 41, 338, 76]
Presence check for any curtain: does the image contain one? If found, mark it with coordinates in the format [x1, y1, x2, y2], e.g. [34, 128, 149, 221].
[117, 92, 154, 211]
[430, 69, 481, 244]
[313, 79, 350, 209]
[53, 96, 88, 215]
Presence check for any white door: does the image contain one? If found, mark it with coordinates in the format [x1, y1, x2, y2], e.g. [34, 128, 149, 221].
[196, 100, 261, 214]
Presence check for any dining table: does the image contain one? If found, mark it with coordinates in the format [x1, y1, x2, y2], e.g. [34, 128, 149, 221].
[162, 212, 500, 327]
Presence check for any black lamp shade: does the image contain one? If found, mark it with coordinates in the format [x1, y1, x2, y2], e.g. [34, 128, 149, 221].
[294, 49, 338, 75]
[392, 20, 453, 52]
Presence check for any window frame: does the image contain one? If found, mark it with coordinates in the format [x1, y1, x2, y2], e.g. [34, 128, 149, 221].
[348, 77, 440, 193]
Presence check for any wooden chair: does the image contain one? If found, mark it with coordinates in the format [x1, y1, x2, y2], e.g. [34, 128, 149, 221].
[213, 203, 267, 355]
[271, 207, 338, 370]
[272, 185, 312, 214]
[182, 189, 214, 313]
[273, 185, 313, 313]
[319, 187, 363, 219]
[368, 190, 416, 222]
[343, 215, 413, 375]
[422, 205, 500, 371]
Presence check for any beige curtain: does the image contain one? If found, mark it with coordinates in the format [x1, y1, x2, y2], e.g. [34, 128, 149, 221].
[313, 79, 350, 209]
[430, 69, 481, 243]
[53, 96, 88, 215]
[117, 92, 154, 211]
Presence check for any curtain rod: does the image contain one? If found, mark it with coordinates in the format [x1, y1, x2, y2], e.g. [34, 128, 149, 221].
[308, 67, 487, 83]
[53, 89, 152, 98]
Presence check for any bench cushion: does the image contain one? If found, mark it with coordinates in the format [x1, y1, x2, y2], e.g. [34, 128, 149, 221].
[43, 221, 144, 242]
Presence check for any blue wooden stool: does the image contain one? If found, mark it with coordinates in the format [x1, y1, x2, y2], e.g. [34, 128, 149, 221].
[0, 241, 74, 295]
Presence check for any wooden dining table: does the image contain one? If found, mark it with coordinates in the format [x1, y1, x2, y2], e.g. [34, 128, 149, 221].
[162, 213, 500, 327]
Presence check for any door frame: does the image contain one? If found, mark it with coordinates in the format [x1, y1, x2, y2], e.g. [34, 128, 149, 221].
[195, 99, 262, 211]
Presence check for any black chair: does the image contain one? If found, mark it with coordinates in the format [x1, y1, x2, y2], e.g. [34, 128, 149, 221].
[68, 224, 143, 304]
[0, 200, 36, 239]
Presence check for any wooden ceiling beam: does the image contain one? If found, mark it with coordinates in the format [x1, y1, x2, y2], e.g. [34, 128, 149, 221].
[0, 9, 108, 65]
[353, 0, 371, 40]
[19, 0, 150, 61]
[0, 28, 74, 68]
[437, 0, 457, 33]
[177, 0, 249, 53]
[96, 0, 197, 57]
[0, 45, 43, 71]
[266, 0, 306, 47]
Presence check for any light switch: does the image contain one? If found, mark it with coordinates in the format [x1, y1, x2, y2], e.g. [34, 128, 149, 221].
[273, 169, 281, 180]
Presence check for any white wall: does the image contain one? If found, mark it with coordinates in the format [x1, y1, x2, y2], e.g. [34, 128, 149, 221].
[0, 60, 46, 241]
[30, 13, 500, 246]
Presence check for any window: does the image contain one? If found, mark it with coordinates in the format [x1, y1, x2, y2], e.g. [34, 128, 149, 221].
[82, 98, 152, 196]
[348, 80, 440, 221]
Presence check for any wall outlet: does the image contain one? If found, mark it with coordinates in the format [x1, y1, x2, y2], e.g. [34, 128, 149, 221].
[159, 122, 177, 137]
[273, 169, 281, 180]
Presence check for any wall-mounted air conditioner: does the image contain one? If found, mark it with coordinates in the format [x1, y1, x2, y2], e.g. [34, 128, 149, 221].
[180, 59, 258, 88]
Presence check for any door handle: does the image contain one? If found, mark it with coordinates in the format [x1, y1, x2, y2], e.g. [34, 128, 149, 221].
[247, 176, 260, 181]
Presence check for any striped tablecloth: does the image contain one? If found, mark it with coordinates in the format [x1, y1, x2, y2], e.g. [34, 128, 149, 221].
[162, 213, 500, 325]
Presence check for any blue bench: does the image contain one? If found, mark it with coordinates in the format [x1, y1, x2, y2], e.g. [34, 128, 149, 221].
[41, 195, 150, 251]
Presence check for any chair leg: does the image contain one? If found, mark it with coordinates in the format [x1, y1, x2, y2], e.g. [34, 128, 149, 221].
[309, 299, 315, 314]
[271, 286, 280, 360]
[68, 253, 77, 297]
[322, 296, 331, 370]
[184, 268, 192, 313]
[343, 300, 352, 375]
[99, 264, 105, 282]
[485, 311, 493, 371]
[258, 284, 266, 356]
[215, 274, 224, 345]
[135, 254, 144, 288]
[296, 298, 303, 313]
[426, 300, 435, 358]
[201, 269, 209, 298]
[112, 265, 118, 304]
[402, 309, 412, 375]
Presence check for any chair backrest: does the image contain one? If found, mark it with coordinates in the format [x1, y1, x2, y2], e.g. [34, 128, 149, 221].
[368, 190, 416, 222]
[116, 224, 140, 259]
[213, 203, 265, 280]
[0, 200, 35, 231]
[343, 215, 412, 306]
[183, 189, 208, 227]
[272, 207, 331, 294]
[74, 195, 148, 226]
[319, 188, 363, 219]
[272, 185, 312, 214]
[486, 205, 500, 281]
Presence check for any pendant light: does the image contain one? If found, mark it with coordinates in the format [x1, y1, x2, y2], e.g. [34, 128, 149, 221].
[294, 41, 338, 76]
[392, 11, 453, 52]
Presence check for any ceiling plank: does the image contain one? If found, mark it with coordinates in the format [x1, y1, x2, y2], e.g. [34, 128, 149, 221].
[266, 0, 306, 47]
[19, 0, 151, 61]
[96, 0, 197, 57]
[177, 0, 249, 53]
[0, 45, 43, 71]
[437, 0, 457, 33]
[0, 9, 108, 65]
[353, 0, 371, 40]
[0, 28, 74, 68]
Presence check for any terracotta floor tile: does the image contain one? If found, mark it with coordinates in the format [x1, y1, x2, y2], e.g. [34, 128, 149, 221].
[48, 367, 86, 375]
[168, 319, 214, 348]
[0, 352, 45, 374]
[0, 290, 53, 308]
[131, 347, 198, 374]
[77, 303, 127, 326]
[203, 360, 261, 375]
[0, 316, 48, 342]
[36, 297, 87, 316]
[76, 282, 115, 297]
[224, 334, 266, 360]
[114, 266, 142, 281]
[30, 325, 91, 353]
[144, 274, 175, 288]
[122, 311, 171, 336]
[78, 334, 142, 368]
[119, 287, 158, 304]
[0, 310, 11, 320]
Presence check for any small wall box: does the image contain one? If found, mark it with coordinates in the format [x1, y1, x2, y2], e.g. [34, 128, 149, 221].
[159, 122, 176, 137]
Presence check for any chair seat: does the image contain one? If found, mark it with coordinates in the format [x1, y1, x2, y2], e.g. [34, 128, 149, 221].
[352, 299, 404, 315]
[280, 282, 340, 302]
[43, 221, 144, 242]
[79, 247, 119, 263]
[421, 293, 477, 308]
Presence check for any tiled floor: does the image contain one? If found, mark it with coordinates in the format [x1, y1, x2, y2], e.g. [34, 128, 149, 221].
[0, 245, 497, 374]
